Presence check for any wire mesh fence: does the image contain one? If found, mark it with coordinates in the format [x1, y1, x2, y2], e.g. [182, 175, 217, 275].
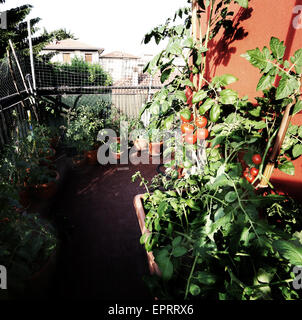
[0, 44, 165, 147]
[0, 48, 36, 146]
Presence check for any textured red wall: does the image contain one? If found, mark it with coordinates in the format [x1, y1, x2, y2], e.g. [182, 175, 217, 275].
[205, 0, 302, 199]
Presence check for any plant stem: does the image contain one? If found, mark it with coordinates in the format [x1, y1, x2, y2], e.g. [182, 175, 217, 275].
[184, 253, 199, 300]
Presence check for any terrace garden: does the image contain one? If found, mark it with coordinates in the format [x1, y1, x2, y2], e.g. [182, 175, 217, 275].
[1, 0, 302, 301]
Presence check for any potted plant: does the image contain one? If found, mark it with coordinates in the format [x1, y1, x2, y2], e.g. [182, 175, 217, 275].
[148, 126, 163, 157]
[27, 165, 60, 200]
[0, 203, 58, 298]
[129, 118, 149, 151]
[65, 104, 106, 165]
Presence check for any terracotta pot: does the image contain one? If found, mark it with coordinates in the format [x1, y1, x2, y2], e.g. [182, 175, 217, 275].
[33, 171, 60, 200]
[85, 149, 98, 165]
[72, 154, 86, 168]
[134, 138, 148, 151]
[133, 194, 161, 276]
[149, 142, 163, 157]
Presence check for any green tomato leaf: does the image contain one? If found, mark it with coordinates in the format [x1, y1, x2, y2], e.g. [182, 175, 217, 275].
[290, 48, 302, 74]
[172, 246, 187, 257]
[248, 106, 261, 117]
[160, 68, 173, 83]
[270, 37, 286, 61]
[174, 90, 187, 102]
[158, 201, 168, 217]
[172, 236, 182, 247]
[192, 90, 207, 104]
[293, 144, 302, 158]
[199, 98, 215, 115]
[298, 126, 302, 138]
[212, 73, 238, 87]
[186, 199, 200, 211]
[225, 191, 237, 203]
[256, 73, 275, 91]
[293, 100, 302, 116]
[219, 89, 238, 105]
[150, 101, 161, 115]
[235, 0, 248, 8]
[278, 160, 295, 175]
[156, 255, 173, 281]
[196, 271, 217, 285]
[273, 240, 302, 266]
[276, 76, 300, 100]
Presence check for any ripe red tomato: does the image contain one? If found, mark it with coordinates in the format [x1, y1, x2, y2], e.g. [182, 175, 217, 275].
[252, 154, 262, 165]
[250, 167, 259, 177]
[181, 123, 194, 134]
[243, 171, 249, 179]
[246, 175, 255, 183]
[184, 132, 197, 145]
[195, 116, 207, 128]
[196, 128, 209, 140]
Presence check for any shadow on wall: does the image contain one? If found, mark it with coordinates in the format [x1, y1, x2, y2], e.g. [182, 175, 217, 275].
[205, 7, 253, 79]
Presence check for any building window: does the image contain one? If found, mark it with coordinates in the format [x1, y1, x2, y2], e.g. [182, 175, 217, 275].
[85, 53, 93, 63]
[63, 53, 71, 63]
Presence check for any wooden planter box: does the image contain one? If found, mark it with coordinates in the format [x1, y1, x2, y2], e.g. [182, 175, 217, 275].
[133, 194, 161, 276]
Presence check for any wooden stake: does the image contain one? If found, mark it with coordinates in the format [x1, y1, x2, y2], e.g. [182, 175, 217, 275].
[259, 99, 295, 188]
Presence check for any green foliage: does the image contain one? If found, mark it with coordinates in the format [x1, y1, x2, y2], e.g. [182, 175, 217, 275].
[52, 57, 112, 87]
[0, 207, 57, 297]
[132, 4, 302, 299]
[242, 37, 302, 100]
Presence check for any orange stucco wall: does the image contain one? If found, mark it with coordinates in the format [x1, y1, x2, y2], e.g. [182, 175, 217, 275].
[206, 0, 302, 199]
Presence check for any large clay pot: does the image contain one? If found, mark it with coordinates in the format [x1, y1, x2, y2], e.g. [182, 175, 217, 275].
[149, 142, 163, 157]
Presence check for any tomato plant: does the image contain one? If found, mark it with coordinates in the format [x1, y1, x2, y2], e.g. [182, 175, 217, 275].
[135, 0, 302, 302]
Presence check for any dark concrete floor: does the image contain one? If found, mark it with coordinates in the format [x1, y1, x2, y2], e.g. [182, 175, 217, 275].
[48, 161, 158, 300]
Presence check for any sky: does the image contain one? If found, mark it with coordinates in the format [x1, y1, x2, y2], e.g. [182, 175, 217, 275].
[1, 0, 188, 57]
